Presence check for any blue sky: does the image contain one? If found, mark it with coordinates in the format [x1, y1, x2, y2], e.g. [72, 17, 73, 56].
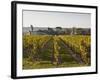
[23, 10, 91, 28]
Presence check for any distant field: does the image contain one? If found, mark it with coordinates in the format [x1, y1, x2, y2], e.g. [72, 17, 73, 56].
[23, 35, 91, 69]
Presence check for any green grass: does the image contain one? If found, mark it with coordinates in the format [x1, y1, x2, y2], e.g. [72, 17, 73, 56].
[23, 58, 55, 69]
[23, 58, 88, 69]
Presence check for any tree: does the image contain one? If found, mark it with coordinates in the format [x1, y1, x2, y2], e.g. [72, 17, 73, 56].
[56, 27, 62, 31]
[30, 25, 34, 32]
[48, 27, 55, 35]
[56, 27, 62, 35]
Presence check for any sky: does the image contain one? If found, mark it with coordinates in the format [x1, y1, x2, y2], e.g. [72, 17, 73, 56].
[23, 10, 91, 28]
